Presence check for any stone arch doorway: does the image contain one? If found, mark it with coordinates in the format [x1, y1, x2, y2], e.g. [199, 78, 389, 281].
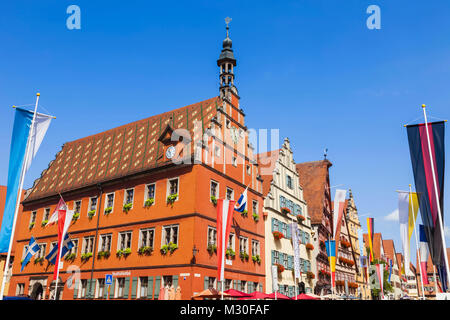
[49, 278, 64, 300]
[30, 282, 44, 300]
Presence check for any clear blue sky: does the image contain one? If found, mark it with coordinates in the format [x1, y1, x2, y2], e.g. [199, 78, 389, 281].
[1, 0, 450, 264]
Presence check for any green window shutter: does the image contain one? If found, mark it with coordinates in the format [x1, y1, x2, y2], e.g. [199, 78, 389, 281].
[131, 277, 138, 299]
[288, 255, 292, 270]
[123, 277, 130, 299]
[217, 281, 222, 291]
[173, 275, 178, 289]
[237, 280, 241, 291]
[280, 196, 285, 208]
[103, 281, 109, 299]
[87, 279, 94, 299]
[271, 218, 275, 232]
[73, 279, 79, 299]
[204, 276, 209, 290]
[147, 277, 154, 299]
[154, 276, 161, 299]
[248, 282, 252, 293]
[259, 283, 263, 292]
[233, 280, 237, 289]
[271, 250, 275, 265]
[287, 224, 291, 239]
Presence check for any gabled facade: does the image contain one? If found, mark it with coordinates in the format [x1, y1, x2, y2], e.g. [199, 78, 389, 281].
[8, 23, 266, 300]
[258, 138, 315, 297]
[382, 240, 401, 299]
[296, 160, 333, 295]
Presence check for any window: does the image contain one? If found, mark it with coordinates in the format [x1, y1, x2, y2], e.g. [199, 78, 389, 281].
[80, 279, 87, 298]
[74, 200, 81, 213]
[117, 278, 125, 298]
[252, 200, 258, 214]
[286, 175, 293, 189]
[162, 225, 179, 245]
[215, 146, 220, 157]
[227, 233, 235, 250]
[225, 279, 232, 290]
[30, 211, 37, 225]
[124, 189, 134, 206]
[208, 277, 216, 289]
[139, 277, 148, 298]
[283, 253, 288, 268]
[88, 197, 98, 215]
[105, 193, 115, 212]
[16, 283, 25, 296]
[251, 240, 260, 257]
[246, 165, 251, 175]
[43, 208, 50, 222]
[69, 239, 79, 256]
[36, 243, 46, 258]
[240, 280, 246, 293]
[239, 236, 248, 254]
[168, 178, 179, 196]
[226, 187, 234, 200]
[98, 234, 112, 252]
[139, 228, 155, 248]
[118, 231, 132, 250]
[210, 180, 218, 198]
[207, 227, 217, 246]
[232, 156, 237, 167]
[273, 250, 280, 264]
[82, 236, 94, 254]
[145, 184, 155, 201]
[163, 275, 173, 287]
[97, 279, 105, 298]
[50, 241, 58, 252]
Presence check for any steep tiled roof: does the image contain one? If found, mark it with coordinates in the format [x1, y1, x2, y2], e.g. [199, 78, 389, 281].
[296, 160, 332, 225]
[257, 149, 281, 196]
[363, 232, 383, 260]
[25, 97, 221, 202]
[382, 239, 396, 262]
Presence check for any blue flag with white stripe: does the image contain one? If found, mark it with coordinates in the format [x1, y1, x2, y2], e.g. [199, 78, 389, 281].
[21, 237, 40, 271]
[45, 233, 74, 265]
[234, 187, 248, 213]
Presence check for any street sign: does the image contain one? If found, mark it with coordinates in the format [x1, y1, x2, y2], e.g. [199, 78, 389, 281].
[105, 274, 113, 286]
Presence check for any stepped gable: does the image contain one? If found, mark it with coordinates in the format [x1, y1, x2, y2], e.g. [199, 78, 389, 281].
[256, 149, 281, 196]
[25, 96, 220, 202]
[296, 160, 332, 225]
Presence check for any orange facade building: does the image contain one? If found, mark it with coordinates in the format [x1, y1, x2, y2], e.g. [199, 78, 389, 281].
[8, 25, 266, 300]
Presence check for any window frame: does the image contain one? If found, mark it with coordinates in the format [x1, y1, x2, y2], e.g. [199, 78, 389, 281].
[123, 188, 135, 208]
[144, 183, 156, 204]
[104, 192, 115, 214]
[139, 228, 155, 249]
[98, 233, 112, 253]
[207, 226, 217, 246]
[88, 197, 98, 217]
[167, 177, 179, 201]
[117, 231, 133, 251]
[162, 224, 179, 246]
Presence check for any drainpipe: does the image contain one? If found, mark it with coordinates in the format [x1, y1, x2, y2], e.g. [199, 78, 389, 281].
[88, 183, 103, 298]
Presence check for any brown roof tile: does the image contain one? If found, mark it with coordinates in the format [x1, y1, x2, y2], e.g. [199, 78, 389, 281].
[25, 96, 221, 202]
[296, 160, 332, 225]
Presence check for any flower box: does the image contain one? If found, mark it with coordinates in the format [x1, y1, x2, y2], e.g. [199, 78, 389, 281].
[305, 243, 314, 251]
[41, 220, 48, 227]
[87, 210, 96, 219]
[167, 194, 178, 206]
[138, 246, 153, 256]
[104, 207, 113, 215]
[252, 255, 261, 264]
[97, 251, 111, 259]
[116, 248, 132, 258]
[29, 222, 35, 230]
[297, 215, 306, 223]
[122, 203, 132, 213]
[241, 209, 248, 218]
[81, 252, 93, 261]
[64, 253, 76, 261]
[239, 251, 249, 261]
[144, 198, 154, 207]
[225, 248, 235, 259]
[306, 271, 315, 279]
[340, 240, 351, 248]
[207, 244, 217, 254]
[336, 280, 344, 286]
[280, 207, 291, 214]
[276, 263, 285, 273]
[252, 213, 259, 222]
[272, 231, 284, 240]
[210, 196, 217, 206]
[34, 257, 44, 265]
[160, 242, 178, 255]
[72, 212, 80, 221]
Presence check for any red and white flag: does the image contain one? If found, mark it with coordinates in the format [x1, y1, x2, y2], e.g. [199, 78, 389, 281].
[375, 263, 384, 299]
[53, 202, 75, 280]
[332, 189, 347, 240]
[217, 199, 235, 282]
[47, 197, 67, 226]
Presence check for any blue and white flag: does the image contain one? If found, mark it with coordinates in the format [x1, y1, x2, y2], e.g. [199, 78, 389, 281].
[45, 233, 74, 265]
[21, 237, 40, 271]
[234, 187, 247, 213]
[0, 107, 52, 253]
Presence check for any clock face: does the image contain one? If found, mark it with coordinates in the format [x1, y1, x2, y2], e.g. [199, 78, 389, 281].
[166, 146, 176, 159]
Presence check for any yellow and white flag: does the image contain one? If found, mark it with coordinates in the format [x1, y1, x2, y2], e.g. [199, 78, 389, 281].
[398, 191, 419, 276]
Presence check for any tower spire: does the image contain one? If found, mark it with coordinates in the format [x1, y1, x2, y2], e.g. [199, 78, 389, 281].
[217, 17, 237, 99]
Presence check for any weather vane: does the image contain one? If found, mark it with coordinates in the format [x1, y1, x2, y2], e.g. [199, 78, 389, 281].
[225, 17, 232, 37]
[324, 148, 328, 160]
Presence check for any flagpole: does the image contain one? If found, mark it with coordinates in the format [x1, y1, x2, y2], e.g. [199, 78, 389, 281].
[53, 234, 64, 300]
[408, 185, 425, 299]
[0, 93, 40, 300]
[421, 104, 450, 289]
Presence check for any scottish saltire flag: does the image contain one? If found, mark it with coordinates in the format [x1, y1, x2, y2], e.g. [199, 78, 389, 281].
[367, 218, 375, 263]
[47, 197, 67, 226]
[234, 187, 247, 213]
[45, 233, 74, 264]
[217, 199, 235, 281]
[21, 237, 40, 271]
[406, 121, 446, 267]
[419, 224, 430, 285]
[0, 107, 52, 253]
[325, 240, 336, 288]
